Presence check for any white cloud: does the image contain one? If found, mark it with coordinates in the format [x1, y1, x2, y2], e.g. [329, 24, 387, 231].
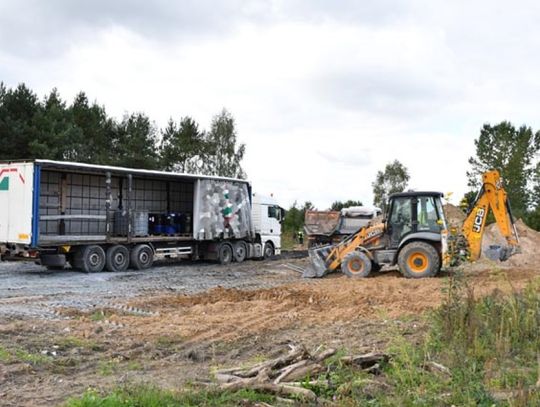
[2, 0, 540, 209]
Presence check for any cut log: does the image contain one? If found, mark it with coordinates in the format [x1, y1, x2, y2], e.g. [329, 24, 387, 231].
[423, 361, 451, 377]
[220, 382, 317, 401]
[273, 359, 310, 384]
[277, 363, 324, 383]
[340, 352, 389, 369]
[215, 373, 239, 384]
[314, 348, 336, 363]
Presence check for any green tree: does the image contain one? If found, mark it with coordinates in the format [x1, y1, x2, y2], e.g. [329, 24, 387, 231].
[372, 160, 410, 211]
[160, 117, 206, 173]
[68, 92, 115, 164]
[203, 109, 246, 179]
[29, 89, 74, 160]
[0, 83, 40, 160]
[330, 200, 363, 211]
[113, 113, 160, 169]
[282, 201, 314, 234]
[467, 121, 540, 218]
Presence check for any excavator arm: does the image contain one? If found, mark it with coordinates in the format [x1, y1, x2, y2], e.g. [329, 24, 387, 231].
[462, 170, 519, 261]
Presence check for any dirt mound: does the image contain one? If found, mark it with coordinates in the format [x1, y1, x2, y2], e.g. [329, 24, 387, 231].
[483, 219, 540, 267]
[444, 203, 466, 228]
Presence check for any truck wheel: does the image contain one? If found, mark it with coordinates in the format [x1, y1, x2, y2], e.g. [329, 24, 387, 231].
[106, 245, 130, 272]
[398, 241, 440, 278]
[74, 245, 106, 273]
[233, 241, 247, 262]
[263, 242, 274, 259]
[341, 251, 372, 278]
[130, 244, 154, 270]
[218, 243, 233, 265]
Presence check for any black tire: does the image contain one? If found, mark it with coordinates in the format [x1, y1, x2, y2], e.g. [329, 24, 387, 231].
[341, 251, 372, 278]
[130, 244, 154, 270]
[398, 241, 440, 278]
[74, 245, 106, 273]
[263, 242, 274, 259]
[105, 245, 130, 272]
[233, 241, 248, 263]
[218, 243, 233, 265]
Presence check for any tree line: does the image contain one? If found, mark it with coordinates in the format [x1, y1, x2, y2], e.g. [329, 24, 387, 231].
[282, 121, 540, 235]
[0, 83, 246, 178]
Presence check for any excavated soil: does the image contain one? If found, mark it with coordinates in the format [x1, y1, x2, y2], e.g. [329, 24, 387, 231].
[1, 250, 540, 405]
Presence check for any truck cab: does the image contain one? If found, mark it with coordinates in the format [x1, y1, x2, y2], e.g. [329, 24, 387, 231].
[251, 193, 284, 258]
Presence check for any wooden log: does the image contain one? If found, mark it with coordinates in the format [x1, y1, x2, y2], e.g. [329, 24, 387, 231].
[314, 348, 336, 363]
[220, 381, 317, 401]
[340, 352, 389, 369]
[277, 363, 324, 383]
[273, 359, 310, 384]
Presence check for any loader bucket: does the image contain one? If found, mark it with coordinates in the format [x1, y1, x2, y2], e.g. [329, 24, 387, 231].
[485, 245, 520, 262]
[302, 245, 333, 278]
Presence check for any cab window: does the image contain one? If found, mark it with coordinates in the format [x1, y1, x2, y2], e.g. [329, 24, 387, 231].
[268, 205, 280, 221]
[417, 196, 440, 232]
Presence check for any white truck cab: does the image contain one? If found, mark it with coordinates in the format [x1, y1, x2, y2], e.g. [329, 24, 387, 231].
[251, 193, 283, 257]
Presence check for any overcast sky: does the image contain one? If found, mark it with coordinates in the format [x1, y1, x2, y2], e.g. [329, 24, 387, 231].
[1, 0, 539, 209]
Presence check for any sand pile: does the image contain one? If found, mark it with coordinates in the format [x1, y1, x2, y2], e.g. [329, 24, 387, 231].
[483, 219, 540, 267]
[443, 204, 466, 228]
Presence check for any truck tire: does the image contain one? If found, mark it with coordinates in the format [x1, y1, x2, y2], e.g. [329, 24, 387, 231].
[263, 242, 274, 259]
[105, 245, 130, 272]
[233, 241, 247, 263]
[218, 243, 233, 265]
[130, 244, 154, 270]
[74, 245, 106, 273]
[398, 241, 440, 278]
[341, 251, 372, 278]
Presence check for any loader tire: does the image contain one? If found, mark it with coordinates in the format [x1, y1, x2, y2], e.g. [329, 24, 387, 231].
[341, 251, 372, 278]
[398, 241, 440, 278]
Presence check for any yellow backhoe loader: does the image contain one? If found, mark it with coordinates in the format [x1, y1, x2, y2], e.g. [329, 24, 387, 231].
[304, 170, 520, 278]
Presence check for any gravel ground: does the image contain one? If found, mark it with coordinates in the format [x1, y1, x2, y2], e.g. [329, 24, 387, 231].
[0, 256, 305, 320]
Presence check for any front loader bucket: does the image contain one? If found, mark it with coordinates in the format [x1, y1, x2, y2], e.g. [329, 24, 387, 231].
[302, 245, 333, 278]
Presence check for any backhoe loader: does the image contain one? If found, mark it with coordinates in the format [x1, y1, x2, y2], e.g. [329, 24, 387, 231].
[304, 170, 520, 278]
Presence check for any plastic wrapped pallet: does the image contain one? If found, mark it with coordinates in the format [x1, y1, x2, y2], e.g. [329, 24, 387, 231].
[195, 179, 252, 240]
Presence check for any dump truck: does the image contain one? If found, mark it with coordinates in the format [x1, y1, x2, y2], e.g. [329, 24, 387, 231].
[304, 206, 382, 247]
[0, 160, 283, 272]
[304, 170, 519, 278]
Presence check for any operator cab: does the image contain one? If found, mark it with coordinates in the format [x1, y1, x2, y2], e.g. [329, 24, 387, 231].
[386, 191, 447, 249]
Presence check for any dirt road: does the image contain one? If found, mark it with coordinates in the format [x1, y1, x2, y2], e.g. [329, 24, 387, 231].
[0, 257, 538, 406]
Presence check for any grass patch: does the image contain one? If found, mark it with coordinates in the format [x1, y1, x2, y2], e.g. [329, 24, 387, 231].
[14, 349, 52, 365]
[98, 360, 120, 376]
[65, 385, 275, 407]
[0, 345, 13, 363]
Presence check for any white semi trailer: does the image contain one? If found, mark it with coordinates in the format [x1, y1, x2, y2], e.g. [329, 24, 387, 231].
[0, 160, 283, 272]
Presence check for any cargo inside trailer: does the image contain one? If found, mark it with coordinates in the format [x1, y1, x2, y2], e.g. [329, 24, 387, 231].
[38, 167, 195, 245]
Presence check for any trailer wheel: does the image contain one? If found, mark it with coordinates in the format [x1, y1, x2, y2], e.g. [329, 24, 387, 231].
[398, 241, 440, 278]
[130, 244, 154, 270]
[263, 242, 274, 259]
[341, 251, 372, 278]
[233, 241, 247, 263]
[218, 243, 233, 265]
[105, 245, 130, 272]
[74, 245, 106, 273]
